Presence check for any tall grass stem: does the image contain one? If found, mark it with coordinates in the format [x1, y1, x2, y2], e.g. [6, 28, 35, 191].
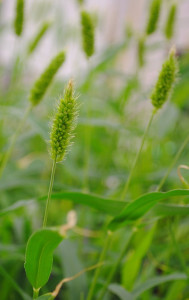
[121, 110, 156, 200]
[43, 159, 57, 227]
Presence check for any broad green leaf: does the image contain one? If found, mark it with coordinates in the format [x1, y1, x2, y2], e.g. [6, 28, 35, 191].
[108, 283, 133, 300]
[132, 273, 187, 298]
[108, 189, 189, 230]
[25, 228, 64, 289]
[36, 294, 54, 300]
[41, 192, 126, 216]
[122, 225, 156, 290]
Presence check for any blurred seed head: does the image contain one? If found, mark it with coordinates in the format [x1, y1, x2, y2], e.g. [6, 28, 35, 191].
[14, 0, 24, 36]
[151, 47, 178, 109]
[164, 3, 177, 40]
[80, 10, 95, 58]
[146, 0, 162, 35]
[137, 36, 146, 68]
[29, 51, 65, 106]
[50, 80, 78, 162]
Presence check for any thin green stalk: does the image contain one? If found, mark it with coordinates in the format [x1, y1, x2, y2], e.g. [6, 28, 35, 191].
[82, 60, 92, 192]
[157, 133, 189, 191]
[0, 104, 32, 179]
[97, 230, 133, 300]
[43, 158, 57, 227]
[86, 232, 112, 300]
[83, 125, 91, 191]
[33, 288, 39, 299]
[121, 109, 156, 200]
[168, 220, 189, 280]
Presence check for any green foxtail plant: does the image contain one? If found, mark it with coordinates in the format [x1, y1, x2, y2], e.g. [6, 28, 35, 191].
[80, 10, 95, 58]
[122, 47, 178, 199]
[88, 49, 178, 300]
[146, 0, 162, 35]
[0, 51, 65, 179]
[14, 0, 24, 36]
[28, 21, 51, 55]
[164, 3, 177, 40]
[43, 80, 78, 227]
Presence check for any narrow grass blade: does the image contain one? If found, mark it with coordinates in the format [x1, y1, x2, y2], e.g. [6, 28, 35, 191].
[109, 189, 189, 230]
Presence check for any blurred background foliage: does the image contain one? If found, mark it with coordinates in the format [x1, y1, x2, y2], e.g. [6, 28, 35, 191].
[0, 0, 189, 299]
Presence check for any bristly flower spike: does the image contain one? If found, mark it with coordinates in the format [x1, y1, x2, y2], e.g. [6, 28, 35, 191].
[151, 47, 178, 110]
[29, 51, 65, 106]
[164, 3, 177, 40]
[50, 80, 78, 162]
[80, 10, 95, 58]
[14, 0, 24, 36]
[146, 0, 162, 35]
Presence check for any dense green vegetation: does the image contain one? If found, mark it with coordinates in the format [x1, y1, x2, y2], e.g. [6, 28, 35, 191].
[0, 0, 189, 299]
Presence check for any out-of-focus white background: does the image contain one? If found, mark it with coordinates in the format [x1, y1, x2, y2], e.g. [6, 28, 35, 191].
[0, 0, 189, 85]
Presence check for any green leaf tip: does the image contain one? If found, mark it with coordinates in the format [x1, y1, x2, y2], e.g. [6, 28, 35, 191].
[81, 10, 95, 58]
[146, 0, 162, 35]
[150, 47, 178, 109]
[29, 51, 65, 106]
[14, 0, 24, 36]
[50, 80, 78, 162]
[164, 3, 177, 40]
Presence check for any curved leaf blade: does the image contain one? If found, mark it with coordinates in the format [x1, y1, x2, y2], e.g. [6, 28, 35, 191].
[108, 283, 133, 300]
[25, 228, 64, 289]
[109, 189, 189, 230]
[40, 192, 126, 216]
[132, 273, 187, 298]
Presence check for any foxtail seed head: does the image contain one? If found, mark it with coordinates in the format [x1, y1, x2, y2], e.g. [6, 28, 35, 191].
[50, 81, 78, 162]
[81, 10, 95, 58]
[164, 3, 177, 40]
[14, 0, 24, 36]
[137, 36, 146, 68]
[28, 21, 51, 54]
[146, 0, 161, 35]
[151, 48, 178, 109]
[29, 51, 65, 106]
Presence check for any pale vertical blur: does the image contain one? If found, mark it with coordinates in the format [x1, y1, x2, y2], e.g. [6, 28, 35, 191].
[0, 0, 189, 84]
